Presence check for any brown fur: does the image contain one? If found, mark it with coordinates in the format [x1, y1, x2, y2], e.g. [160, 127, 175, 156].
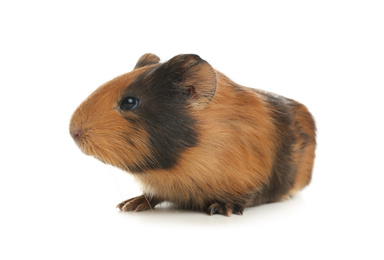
[70, 66, 156, 170]
[70, 53, 316, 216]
[287, 102, 316, 194]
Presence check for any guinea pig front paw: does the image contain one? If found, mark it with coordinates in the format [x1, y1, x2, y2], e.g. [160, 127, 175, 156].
[207, 203, 244, 216]
[116, 195, 161, 212]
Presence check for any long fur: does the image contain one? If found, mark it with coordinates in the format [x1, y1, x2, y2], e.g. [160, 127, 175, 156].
[70, 53, 316, 216]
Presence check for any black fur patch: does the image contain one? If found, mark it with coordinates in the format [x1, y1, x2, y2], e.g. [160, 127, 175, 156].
[122, 65, 198, 173]
[254, 91, 296, 203]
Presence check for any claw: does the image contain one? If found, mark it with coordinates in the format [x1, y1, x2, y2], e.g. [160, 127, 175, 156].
[233, 206, 244, 216]
[207, 203, 244, 216]
[225, 205, 232, 217]
[116, 195, 161, 212]
[208, 203, 220, 216]
[116, 197, 136, 210]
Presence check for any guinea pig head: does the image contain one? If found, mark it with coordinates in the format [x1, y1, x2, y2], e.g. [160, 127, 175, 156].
[69, 53, 217, 173]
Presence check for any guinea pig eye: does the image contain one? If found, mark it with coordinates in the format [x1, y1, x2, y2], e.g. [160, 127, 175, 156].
[120, 96, 139, 111]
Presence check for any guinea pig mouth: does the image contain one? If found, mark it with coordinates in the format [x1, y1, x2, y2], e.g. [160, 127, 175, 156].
[72, 136, 87, 154]
[71, 133, 110, 165]
[75, 139, 99, 160]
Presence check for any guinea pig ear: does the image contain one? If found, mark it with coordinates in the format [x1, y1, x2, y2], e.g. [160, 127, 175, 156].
[165, 54, 217, 109]
[134, 53, 160, 69]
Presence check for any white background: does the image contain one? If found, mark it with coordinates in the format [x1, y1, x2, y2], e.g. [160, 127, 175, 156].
[1, 0, 383, 259]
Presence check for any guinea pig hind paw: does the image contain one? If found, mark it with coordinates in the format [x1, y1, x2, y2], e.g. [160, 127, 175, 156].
[207, 203, 244, 216]
[116, 195, 160, 212]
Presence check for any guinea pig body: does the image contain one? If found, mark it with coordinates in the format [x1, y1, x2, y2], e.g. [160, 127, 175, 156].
[70, 54, 316, 216]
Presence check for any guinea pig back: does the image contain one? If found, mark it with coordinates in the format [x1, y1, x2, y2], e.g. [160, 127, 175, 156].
[70, 53, 316, 216]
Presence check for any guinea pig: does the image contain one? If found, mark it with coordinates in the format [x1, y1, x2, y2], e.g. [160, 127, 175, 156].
[69, 53, 316, 216]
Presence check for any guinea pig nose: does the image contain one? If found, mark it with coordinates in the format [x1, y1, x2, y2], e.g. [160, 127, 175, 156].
[70, 129, 82, 142]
